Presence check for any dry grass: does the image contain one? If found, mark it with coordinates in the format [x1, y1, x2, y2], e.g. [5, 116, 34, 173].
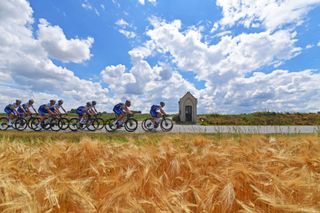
[0, 134, 320, 212]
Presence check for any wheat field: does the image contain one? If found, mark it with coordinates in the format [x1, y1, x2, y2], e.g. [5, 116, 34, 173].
[0, 133, 319, 212]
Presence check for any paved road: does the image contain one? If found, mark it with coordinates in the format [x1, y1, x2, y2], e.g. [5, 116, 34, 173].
[4, 124, 320, 134]
[89, 124, 320, 134]
[161, 125, 320, 134]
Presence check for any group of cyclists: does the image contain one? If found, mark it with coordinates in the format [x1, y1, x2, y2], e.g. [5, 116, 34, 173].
[3, 99, 168, 131]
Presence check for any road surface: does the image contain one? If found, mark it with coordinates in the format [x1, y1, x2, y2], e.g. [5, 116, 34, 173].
[3, 123, 320, 134]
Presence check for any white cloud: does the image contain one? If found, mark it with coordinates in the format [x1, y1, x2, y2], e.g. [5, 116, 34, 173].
[146, 19, 301, 82]
[306, 44, 313, 49]
[215, 0, 320, 31]
[317, 41, 320, 47]
[130, 18, 320, 113]
[212, 70, 320, 113]
[115, 19, 136, 39]
[37, 19, 94, 63]
[0, 0, 110, 110]
[81, 0, 100, 16]
[81, 0, 92, 10]
[116, 19, 129, 27]
[138, 0, 157, 6]
[118, 29, 136, 39]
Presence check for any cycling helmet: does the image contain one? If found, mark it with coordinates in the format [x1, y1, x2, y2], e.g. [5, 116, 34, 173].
[49, 100, 56, 105]
[16, 99, 22, 105]
[86, 102, 92, 107]
[92, 101, 97, 106]
[28, 99, 34, 104]
[125, 100, 131, 107]
[160, 101, 165, 107]
[58, 99, 64, 105]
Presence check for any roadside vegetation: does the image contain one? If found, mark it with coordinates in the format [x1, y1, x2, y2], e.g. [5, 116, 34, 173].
[0, 133, 319, 212]
[198, 112, 320, 125]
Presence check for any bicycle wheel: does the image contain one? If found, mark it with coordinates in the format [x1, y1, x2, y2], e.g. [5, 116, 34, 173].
[86, 118, 99, 131]
[124, 118, 138, 132]
[0, 117, 9, 131]
[142, 118, 153, 132]
[68, 118, 80, 131]
[160, 118, 174, 132]
[41, 118, 51, 130]
[95, 118, 105, 130]
[29, 117, 42, 131]
[50, 118, 60, 132]
[141, 119, 148, 132]
[105, 118, 117, 132]
[58, 118, 69, 130]
[27, 117, 33, 129]
[14, 118, 28, 131]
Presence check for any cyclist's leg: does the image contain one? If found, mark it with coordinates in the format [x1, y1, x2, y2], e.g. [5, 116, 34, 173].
[113, 109, 124, 126]
[5, 108, 15, 126]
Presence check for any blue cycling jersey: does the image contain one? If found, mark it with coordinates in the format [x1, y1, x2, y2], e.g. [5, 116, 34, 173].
[151, 105, 160, 112]
[39, 103, 53, 111]
[18, 103, 30, 113]
[114, 103, 124, 110]
[77, 106, 87, 112]
[6, 103, 19, 110]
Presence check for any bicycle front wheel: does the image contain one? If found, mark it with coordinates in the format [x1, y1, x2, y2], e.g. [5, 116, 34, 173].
[29, 117, 42, 131]
[50, 118, 60, 132]
[68, 118, 80, 131]
[86, 119, 99, 131]
[14, 118, 28, 131]
[124, 118, 138, 132]
[58, 118, 69, 130]
[161, 118, 174, 132]
[105, 118, 117, 132]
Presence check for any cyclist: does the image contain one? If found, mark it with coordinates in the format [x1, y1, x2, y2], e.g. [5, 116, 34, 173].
[76, 102, 94, 125]
[112, 100, 132, 128]
[54, 99, 67, 115]
[17, 99, 37, 117]
[38, 100, 57, 122]
[4, 100, 21, 127]
[91, 101, 98, 115]
[150, 101, 167, 129]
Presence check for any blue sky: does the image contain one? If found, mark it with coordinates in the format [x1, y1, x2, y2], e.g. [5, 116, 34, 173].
[1, 0, 320, 113]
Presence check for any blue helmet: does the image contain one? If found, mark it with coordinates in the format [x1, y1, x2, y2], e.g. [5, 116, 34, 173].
[58, 100, 64, 105]
[28, 99, 34, 104]
[16, 99, 22, 105]
[125, 100, 131, 107]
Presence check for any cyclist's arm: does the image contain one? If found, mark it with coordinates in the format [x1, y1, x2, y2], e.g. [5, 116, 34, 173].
[87, 110, 94, 116]
[91, 107, 97, 115]
[124, 106, 133, 114]
[20, 106, 27, 114]
[31, 105, 37, 114]
[61, 106, 67, 114]
[24, 107, 30, 113]
[26, 108, 32, 115]
[160, 108, 167, 116]
[46, 106, 55, 115]
[86, 108, 94, 116]
[56, 108, 62, 115]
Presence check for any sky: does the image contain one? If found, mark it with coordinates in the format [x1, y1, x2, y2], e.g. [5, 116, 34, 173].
[0, 0, 320, 114]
